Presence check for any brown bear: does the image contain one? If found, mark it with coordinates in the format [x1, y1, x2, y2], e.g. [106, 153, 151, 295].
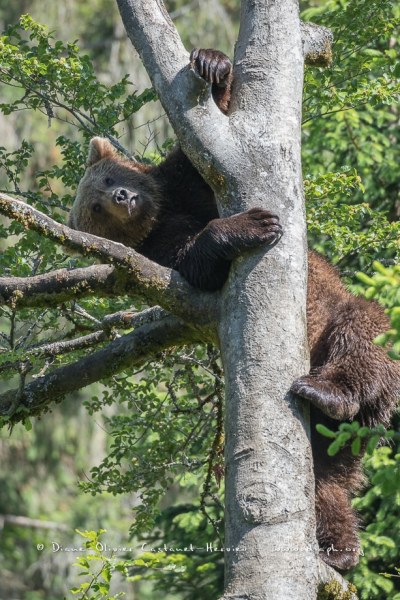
[69, 141, 282, 291]
[69, 49, 400, 571]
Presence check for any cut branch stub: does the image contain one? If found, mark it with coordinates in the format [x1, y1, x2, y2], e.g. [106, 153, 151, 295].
[301, 23, 334, 67]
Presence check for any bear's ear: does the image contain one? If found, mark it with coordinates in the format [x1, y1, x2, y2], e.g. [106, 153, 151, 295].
[87, 137, 116, 167]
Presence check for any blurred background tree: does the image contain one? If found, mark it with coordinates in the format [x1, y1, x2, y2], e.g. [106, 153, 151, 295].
[0, 1, 399, 598]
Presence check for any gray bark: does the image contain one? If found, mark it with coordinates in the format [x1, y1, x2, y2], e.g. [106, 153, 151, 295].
[221, 2, 316, 598]
[301, 23, 333, 66]
[115, 0, 334, 598]
[0, 264, 133, 307]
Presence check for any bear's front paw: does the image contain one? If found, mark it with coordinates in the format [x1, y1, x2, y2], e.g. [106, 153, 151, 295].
[291, 375, 360, 421]
[190, 48, 232, 86]
[206, 209, 282, 260]
[234, 208, 283, 249]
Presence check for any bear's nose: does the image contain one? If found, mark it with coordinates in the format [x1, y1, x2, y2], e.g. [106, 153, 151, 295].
[113, 188, 138, 204]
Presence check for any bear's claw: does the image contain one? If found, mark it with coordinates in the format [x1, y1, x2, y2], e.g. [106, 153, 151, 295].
[190, 48, 232, 86]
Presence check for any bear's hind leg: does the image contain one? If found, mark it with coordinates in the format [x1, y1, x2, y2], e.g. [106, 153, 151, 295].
[316, 476, 361, 571]
[291, 370, 360, 421]
[291, 296, 399, 425]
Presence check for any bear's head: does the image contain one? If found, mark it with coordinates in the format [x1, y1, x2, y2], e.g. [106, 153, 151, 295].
[69, 137, 161, 248]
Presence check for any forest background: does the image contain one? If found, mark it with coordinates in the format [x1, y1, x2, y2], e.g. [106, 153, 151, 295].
[0, 0, 399, 599]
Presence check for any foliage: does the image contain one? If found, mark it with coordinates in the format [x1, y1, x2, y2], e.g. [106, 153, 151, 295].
[137, 504, 224, 599]
[80, 347, 224, 536]
[71, 528, 223, 600]
[350, 445, 400, 600]
[303, 0, 399, 127]
[71, 530, 126, 600]
[78, 346, 225, 599]
[315, 421, 396, 458]
[302, 0, 400, 270]
[0, 15, 156, 143]
[302, 2, 400, 597]
[357, 263, 400, 360]
[304, 172, 399, 267]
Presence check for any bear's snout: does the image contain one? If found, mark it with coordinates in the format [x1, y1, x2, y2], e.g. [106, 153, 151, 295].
[112, 187, 138, 206]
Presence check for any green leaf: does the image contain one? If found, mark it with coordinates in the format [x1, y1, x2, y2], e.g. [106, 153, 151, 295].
[367, 434, 381, 454]
[351, 436, 362, 456]
[316, 424, 337, 438]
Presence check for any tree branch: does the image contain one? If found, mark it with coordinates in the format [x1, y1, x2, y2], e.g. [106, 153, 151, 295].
[26, 331, 108, 358]
[102, 305, 170, 330]
[0, 331, 108, 377]
[0, 193, 218, 328]
[0, 265, 135, 308]
[0, 307, 173, 376]
[115, 0, 234, 184]
[0, 514, 69, 532]
[0, 313, 200, 423]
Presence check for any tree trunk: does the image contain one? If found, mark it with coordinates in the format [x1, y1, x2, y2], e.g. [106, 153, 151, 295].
[218, 2, 317, 597]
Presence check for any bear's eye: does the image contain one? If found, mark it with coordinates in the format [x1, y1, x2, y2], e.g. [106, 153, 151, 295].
[92, 203, 102, 213]
[104, 177, 115, 186]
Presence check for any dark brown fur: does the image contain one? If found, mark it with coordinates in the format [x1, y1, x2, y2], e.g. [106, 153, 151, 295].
[305, 252, 399, 568]
[69, 50, 400, 571]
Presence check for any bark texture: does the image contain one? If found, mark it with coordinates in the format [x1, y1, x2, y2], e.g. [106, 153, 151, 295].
[301, 23, 333, 66]
[220, 2, 316, 597]
[0, 265, 133, 307]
